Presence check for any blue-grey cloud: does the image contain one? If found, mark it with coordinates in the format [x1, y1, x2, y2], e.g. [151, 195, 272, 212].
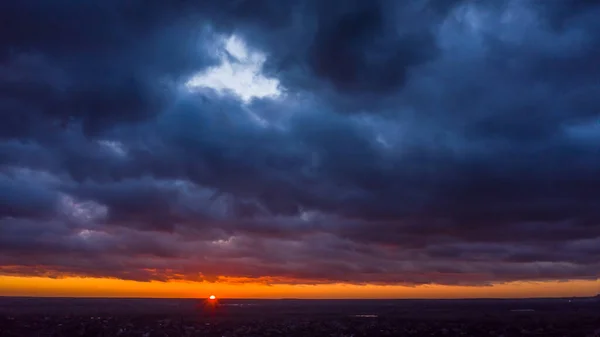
[0, 0, 599, 286]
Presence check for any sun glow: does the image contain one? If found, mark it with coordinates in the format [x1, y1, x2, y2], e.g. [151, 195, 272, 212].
[209, 295, 216, 300]
[0, 276, 598, 299]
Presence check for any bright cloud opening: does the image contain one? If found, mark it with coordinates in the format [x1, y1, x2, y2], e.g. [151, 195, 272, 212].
[186, 35, 282, 103]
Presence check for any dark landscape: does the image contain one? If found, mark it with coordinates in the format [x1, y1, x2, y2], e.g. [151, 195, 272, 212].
[1, 297, 599, 336]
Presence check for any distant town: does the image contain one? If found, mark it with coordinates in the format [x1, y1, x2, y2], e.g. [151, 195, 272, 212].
[1, 297, 599, 336]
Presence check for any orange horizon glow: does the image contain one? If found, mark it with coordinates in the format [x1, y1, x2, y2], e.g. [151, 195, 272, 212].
[0, 275, 597, 299]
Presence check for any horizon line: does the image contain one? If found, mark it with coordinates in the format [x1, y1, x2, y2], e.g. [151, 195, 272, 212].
[1, 295, 597, 301]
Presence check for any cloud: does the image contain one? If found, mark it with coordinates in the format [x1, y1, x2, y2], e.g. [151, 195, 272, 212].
[0, 0, 599, 287]
[186, 35, 282, 102]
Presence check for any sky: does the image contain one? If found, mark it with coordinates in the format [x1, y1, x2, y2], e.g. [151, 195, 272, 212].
[0, 0, 599, 299]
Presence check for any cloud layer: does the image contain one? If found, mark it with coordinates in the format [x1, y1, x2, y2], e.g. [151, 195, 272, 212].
[1, 0, 599, 286]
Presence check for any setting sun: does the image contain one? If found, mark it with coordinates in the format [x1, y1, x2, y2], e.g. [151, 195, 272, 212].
[209, 295, 216, 300]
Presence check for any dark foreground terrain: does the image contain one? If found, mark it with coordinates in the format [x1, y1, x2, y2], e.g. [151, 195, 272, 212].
[1, 297, 599, 336]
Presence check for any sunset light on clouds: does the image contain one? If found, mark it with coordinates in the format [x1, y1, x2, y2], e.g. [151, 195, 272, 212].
[1, 276, 598, 299]
[1, 0, 599, 299]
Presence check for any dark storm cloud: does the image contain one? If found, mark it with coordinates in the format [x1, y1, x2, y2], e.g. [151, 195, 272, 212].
[0, 167, 61, 219]
[0, 0, 220, 138]
[1, 0, 600, 286]
[307, 1, 435, 94]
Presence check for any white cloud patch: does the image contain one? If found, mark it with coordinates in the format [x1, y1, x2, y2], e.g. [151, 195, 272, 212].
[59, 195, 108, 225]
[98, 140, 127, 157]
[186, 35, 282, 103]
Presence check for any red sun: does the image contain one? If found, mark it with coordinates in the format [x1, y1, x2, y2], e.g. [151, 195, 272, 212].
[209, 295, 216, 300]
